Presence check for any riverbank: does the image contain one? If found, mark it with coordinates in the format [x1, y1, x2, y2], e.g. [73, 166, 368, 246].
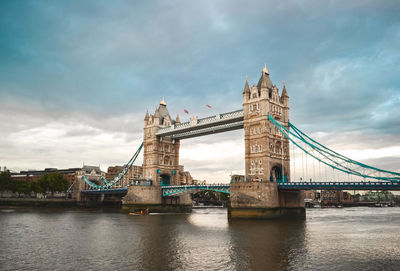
[0, 198, 78, 208]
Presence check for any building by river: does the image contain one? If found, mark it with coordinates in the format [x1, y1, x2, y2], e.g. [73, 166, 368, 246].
[10, 165, 105, 187]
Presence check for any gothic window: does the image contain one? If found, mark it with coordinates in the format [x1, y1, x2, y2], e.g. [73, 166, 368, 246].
[252, 93, 257, 98]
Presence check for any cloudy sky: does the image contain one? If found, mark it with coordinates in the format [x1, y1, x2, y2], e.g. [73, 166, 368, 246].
[1, 0, 399, 182]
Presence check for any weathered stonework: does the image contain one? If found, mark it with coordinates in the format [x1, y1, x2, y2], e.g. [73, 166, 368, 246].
[142, 99, 182, 186]
[122, 186, 162, 205]
[124, 66, 305, 219]
[122, 186, 191, 213]
[228, 182, 305, 219]
[230, 65, 305, 219]
[243, 65, 290, 183]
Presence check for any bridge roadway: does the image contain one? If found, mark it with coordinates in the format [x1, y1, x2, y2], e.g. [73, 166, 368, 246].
[156, 109, 244, 139]
[81, 181, 400, 195]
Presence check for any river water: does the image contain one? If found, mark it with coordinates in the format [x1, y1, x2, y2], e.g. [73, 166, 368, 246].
[1, 207, 399, 271]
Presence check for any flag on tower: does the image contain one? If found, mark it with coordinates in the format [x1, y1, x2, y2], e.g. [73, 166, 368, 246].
[206, 104, 212, 108]
[184, 109, 189, 114]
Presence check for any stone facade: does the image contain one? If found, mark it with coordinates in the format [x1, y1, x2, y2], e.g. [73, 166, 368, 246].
[229, 65, 305, 219]
[143, 99, 191, 186]
[243, 64, 290, 183]
[129, 65, 304, 219]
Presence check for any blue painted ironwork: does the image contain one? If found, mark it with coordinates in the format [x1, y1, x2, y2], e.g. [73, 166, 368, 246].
[161, 184, 231, 196]
[268, 115, 400, 182]
[81, 142, 143, 189]
[81, 187, 128, 194]
[278, 181, 400, 191]
[81, 181, 400, 196]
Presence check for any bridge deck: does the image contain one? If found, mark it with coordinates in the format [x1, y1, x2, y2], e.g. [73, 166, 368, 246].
[278, 182, 400, 190]
[156, 109, 244, 139]
[81, 182, 400, 195]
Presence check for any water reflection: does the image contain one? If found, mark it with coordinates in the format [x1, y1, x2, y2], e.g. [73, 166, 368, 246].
[228, 219, 306, 270]
[1, 207, 400, 271]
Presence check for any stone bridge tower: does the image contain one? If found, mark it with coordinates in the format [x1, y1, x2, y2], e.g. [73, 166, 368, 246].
[229, 65, 304, 219]
[243, 64, 290, 183]
[143, 98, 181, 186]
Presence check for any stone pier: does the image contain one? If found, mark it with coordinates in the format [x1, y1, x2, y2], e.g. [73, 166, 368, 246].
[121, 186, 192, 213]
[228, 182, 305, 219]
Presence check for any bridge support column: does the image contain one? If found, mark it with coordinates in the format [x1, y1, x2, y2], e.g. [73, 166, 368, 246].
[122, 186, 192, 213]
[228, 182, 305, 219]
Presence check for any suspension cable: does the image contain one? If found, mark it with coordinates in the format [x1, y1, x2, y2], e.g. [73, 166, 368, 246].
[268, 115, 400, 182]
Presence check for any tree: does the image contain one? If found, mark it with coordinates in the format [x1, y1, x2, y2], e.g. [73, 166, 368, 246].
[38, 175, 50, 196]
[39, 172, 69, 197]
[30, 181, 43, 196]
[17, 180, 31, 197]
[0, 171, 11, 192]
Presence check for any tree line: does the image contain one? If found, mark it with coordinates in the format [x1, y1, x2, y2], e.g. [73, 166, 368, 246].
[0, 171, 70, 197]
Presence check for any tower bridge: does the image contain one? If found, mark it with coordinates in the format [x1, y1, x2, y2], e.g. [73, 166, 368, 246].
[79, 65, 400, 218]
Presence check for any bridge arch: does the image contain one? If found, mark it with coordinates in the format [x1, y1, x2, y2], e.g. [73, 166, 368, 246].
[270, 164, 288, 183]
[160, 173, 171, 186]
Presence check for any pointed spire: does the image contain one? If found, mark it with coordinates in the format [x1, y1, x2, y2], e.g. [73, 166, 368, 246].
[257, 64, 272, 88]
[154, 106, 160, 117]
[160, 97, 166, 106]
[243, 76, 250, 94]
[281, 80, 289, 98]
[144, 108, 149, 120]
[175, 113, 181, 123]
[263, 63, 269, 74]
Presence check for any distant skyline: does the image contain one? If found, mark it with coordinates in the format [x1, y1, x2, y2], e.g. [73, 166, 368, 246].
[1, 0, 399, 182]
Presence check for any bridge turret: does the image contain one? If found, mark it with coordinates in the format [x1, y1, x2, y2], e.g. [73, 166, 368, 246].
[243, 64, 290, 183]
[232, 65, 304, 220]
[281, 81, 290, 122]
[143, 99, 181, 187]
[242, 77, 250, 103]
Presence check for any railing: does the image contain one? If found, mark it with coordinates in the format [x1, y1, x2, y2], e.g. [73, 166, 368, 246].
[278, 181, 400, 190]
[161, 184, 231, 196]
[81, 181, 400, 195]
[156, 109, 244, 136]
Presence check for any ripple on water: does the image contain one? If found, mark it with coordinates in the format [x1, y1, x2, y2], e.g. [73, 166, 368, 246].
[0, 207, 399, 270]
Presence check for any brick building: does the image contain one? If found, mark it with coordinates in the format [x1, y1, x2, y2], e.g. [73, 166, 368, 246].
[11, 165, 105, 188]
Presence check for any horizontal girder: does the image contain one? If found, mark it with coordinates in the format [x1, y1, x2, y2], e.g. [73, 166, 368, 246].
[156, 109, 244, 139]
[81, 187, 128, 194]
[278, 181, 400, 190]
[169, 121, 244, 139]
[81, 181, 400, 195]
[162, 184, 231, 196]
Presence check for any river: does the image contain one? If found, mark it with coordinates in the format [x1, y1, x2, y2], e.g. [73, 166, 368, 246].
[1, 207, 399, 270]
